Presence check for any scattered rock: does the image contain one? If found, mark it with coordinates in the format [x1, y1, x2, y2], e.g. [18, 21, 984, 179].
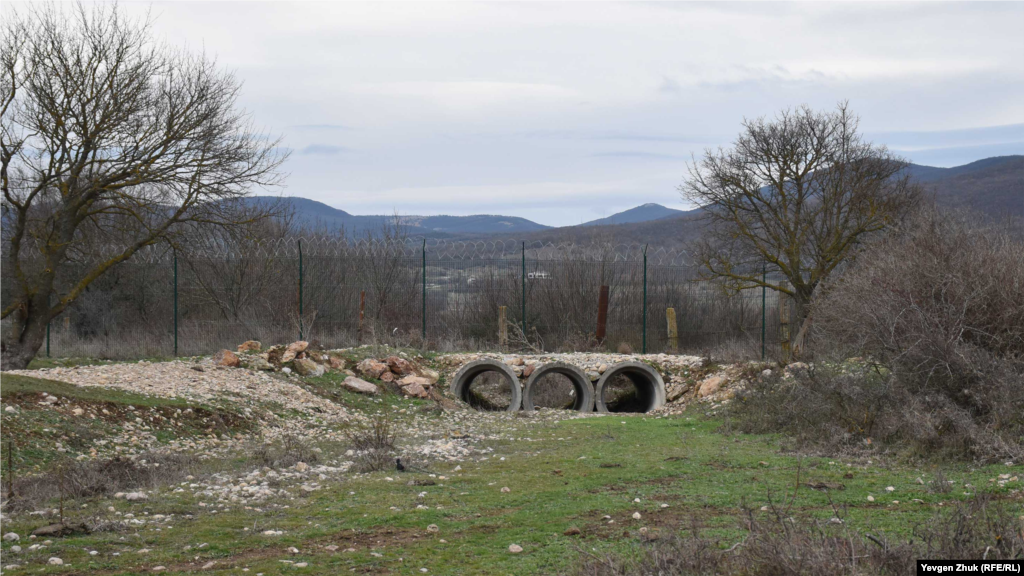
[3, 533, 19, 542]
[356, 359, 389, 379]
[281, 341, 309, 364]
[237, 340, 262, 353]
[386, 355, 418, 376]
[31, 523, 89, 538]
[124, 492, 149, 501]
[292, 358, 324, 378]
[427, 524, 439, 533]
[399, 375, 433, 388]
[341, 377, 379, 395]
[401, 382, 429, 399]
[508, 544, 523, 554]
[563, 527, 581, 536]
[697, 375, 727, 398]
[213, 349, 241, 368]
[48, 558, 63, 565]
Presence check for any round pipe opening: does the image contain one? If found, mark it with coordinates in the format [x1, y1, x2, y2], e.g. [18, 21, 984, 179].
[522, 362, 595, 412]
[450, 360, 522, 412]
[595, 362, 665, 413]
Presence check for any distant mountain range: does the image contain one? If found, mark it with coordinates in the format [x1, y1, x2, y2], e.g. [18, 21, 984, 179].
[263, 155, 1022, 241]
[245, 197, 550, 237]
[581, 203, 690, 227]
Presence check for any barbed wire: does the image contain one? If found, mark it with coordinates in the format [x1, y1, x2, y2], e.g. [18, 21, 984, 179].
[4, 237, 696, 266]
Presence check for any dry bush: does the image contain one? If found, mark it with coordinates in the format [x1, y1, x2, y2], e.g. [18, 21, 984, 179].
[732, 208, 1024, 462]
[352, 449, 395, 473]
[343, 412, 398, 453]
[575, 495, 1023, 576]
[340, 412, 402, 473]
[247, 435, 319, 469]
[5, 453, 197, 512]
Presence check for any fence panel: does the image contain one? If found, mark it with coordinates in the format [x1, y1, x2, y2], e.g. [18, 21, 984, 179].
[2, 238, 792, 361]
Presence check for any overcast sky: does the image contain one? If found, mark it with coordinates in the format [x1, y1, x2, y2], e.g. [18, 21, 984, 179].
[82, 3, 1024, 224]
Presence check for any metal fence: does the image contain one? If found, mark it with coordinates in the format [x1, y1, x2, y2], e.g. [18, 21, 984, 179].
[3, 238, 792, 360]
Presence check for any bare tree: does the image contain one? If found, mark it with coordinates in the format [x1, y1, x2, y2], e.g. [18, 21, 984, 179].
[680, 102, 920, 355]
[1, 3, 287, 368]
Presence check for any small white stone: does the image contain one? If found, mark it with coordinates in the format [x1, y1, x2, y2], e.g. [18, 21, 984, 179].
[500, 487, 510, 493]
[3, 532, 19, 542]
[508, 544, 523, 553]
[48, 558, 63, 565]
[632, 512, 641, 520]
[294, 562, 308, 568]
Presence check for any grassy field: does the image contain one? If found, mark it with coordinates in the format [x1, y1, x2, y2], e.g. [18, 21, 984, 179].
[1, 368, 1021, 575]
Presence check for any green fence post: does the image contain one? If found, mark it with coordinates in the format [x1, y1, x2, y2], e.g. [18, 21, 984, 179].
[298, 239, 304, 342]
[761, 260, 766, 362]
[642, 244, 648, 354]
[422, 239, 426, 342]
[521, 242, 526, 337]
[173, 252, 178, 357]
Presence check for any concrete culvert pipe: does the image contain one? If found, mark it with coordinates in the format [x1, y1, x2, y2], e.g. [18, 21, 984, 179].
[522, 362, 595, 412]
[450, 359, 522, 412]
[595, 362, 666, 413]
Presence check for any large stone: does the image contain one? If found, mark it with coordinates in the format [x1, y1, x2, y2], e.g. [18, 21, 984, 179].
[419, 367, 440, 385]
[341, 376, 379, 395]
[399, 375, 433, 388]
[356, 358, 389, 379]
[385, 355, 418, 376]
[31, 523, 89, 538]
[265, 346, 285, 366]
[213, 349, 240, 368]
[327, 355, 346, 370]
[697, 375, 728, 398]
[280, 341, 309, 364]
[665, 382, 689, 403]
[237, 340, 262, 353]
[521, 364, 536, 378]
[380, 371, 396, 383]
[248, 357, 274, 371]
[401, 382, 429, 398]
[292, 358, 324, 377]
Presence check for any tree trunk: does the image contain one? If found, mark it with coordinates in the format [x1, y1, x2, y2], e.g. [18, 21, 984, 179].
[1, 308, 49, 370]
[791, 296, 812, 359]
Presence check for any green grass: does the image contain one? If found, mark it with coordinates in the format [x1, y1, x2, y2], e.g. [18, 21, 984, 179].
[2, 373, 194, 408]
[1, 402, 1019, 575]
[1, 374, 252, 473]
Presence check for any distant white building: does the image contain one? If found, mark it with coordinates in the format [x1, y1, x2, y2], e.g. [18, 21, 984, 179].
[528, 271, 551, 280]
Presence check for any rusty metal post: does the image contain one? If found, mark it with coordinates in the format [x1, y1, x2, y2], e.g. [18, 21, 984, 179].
[498, 306, 508, 349]
[666, 307, 678, 351]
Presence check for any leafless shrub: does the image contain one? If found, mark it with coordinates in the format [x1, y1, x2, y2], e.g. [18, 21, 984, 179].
[247, 435, 319, 470]
[343, 412, 398, 453]
[575, 495, 1022, 576]
[353, 449, 394, 473]
[929, 469, 953, 494]
[808, 207, 1024, 460]
[5, 453, 197, 512]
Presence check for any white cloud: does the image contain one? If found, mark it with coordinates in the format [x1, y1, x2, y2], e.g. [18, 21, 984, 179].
[7, 1, 1022, 226]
